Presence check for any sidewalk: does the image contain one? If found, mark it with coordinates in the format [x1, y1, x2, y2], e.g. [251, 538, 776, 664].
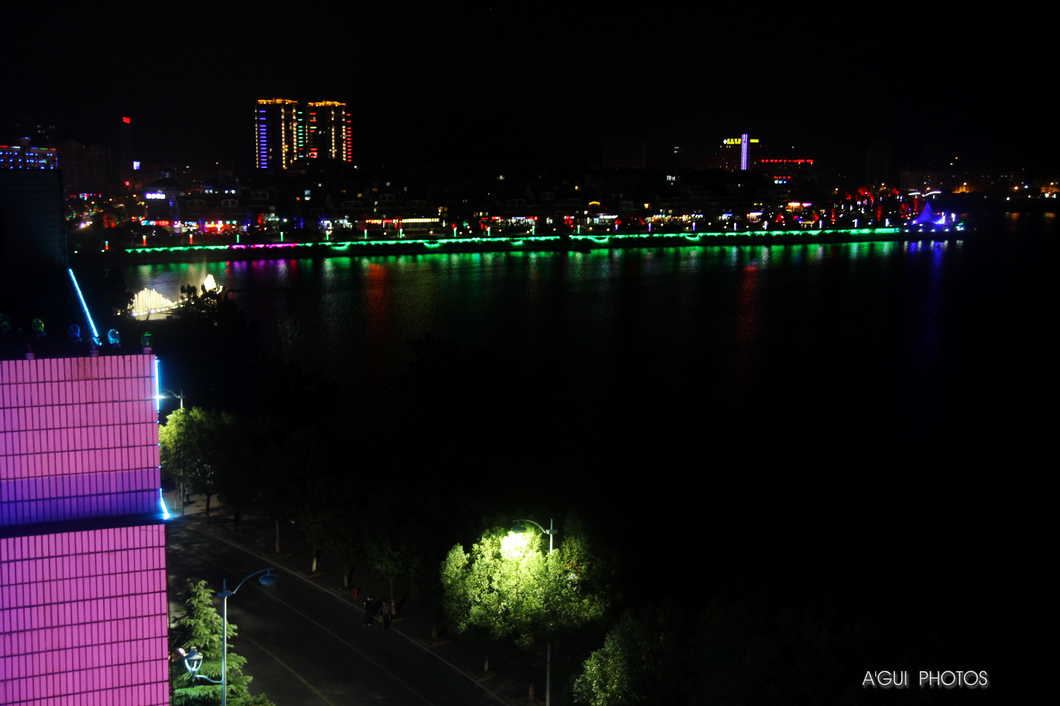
[164, 490, 565, 705]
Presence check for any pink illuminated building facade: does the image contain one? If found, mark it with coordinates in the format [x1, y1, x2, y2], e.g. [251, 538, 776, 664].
[1, 355, 170, 705]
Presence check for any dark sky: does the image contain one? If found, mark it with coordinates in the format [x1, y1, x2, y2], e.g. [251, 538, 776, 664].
[4, 2, 1056, 175]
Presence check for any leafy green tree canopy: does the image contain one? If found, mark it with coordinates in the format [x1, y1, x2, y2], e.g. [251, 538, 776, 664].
[441, 514, 610, 664]
[159, 407, 241, 520]
[572, 601, 691, 706]
[169, 579, 274, 706]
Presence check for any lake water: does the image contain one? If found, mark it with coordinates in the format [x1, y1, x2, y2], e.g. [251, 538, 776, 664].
[124, 211, 1055, 635]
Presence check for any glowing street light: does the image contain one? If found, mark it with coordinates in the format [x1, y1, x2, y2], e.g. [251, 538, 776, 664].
[510, 518, 556, 555]
[509, 518, 557, 706]
[181, 568, 277, 705]
[159, 387, 185, 409]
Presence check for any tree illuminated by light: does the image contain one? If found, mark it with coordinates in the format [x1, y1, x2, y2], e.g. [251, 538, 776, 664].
[440, 515, 609, 676]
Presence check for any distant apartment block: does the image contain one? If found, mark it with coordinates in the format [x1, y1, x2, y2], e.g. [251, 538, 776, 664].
[0, 159, 67, 268]
[0, 144, 57, 170]
[305, 101, 353, 163]
[720, 134, 759, 171]
[255, 98, 352, 169]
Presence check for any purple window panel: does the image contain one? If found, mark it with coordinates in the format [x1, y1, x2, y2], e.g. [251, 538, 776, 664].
[1, 525, 168, 705]
[1, 356, 169, 703]
[1, 356, 160, 527]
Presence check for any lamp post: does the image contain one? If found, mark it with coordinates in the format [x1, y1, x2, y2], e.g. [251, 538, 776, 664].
[510, 518, 556, 706]
[181, 568, 277, 705]
[160, 387, 185, 409]
[158, 387, 187, 515]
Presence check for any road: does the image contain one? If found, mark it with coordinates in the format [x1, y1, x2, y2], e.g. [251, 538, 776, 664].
[165, 519, 504, 705]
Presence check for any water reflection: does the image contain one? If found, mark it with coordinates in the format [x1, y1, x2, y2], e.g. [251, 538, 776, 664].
[124, 240, 981, 442]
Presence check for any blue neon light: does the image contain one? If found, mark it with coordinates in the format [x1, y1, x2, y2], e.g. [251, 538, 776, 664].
[67, 269, 99, 341]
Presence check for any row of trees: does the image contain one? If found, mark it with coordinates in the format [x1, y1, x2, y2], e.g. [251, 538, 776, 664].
[153, 282, 952, 705]
[157, 389, 930, 705]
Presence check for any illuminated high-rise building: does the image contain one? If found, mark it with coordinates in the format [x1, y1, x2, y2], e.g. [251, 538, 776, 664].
[255, 99, 352, 169]
[1, 349, 171, 705]
[255, 98, 302, 170]
[305, 101, 352, 163]
[720, 134, 759, 171]
[0, 150, 67, 267]
[2, 150, 169, 700]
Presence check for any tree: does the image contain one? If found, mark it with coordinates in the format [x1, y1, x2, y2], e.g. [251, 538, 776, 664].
[254, 425, 320, 555]
[360, 481, 455, 619]
[160, 407, 239, 521]
[572, 601, 691, 706]
[440, 528, 519, 673]
[440, 515, 610, 685]
[530, 514, 611, 648]
[169, 579, 274, 706]
[361, 485, 414, 617]
[298, 473, 363, 586]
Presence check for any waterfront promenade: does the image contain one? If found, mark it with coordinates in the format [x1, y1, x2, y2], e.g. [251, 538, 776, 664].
[73, 221, 970, 267]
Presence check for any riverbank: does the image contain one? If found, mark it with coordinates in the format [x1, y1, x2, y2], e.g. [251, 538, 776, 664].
[73, 224, 969, 265]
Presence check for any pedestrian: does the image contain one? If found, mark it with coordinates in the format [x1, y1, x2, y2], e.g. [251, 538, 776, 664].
[363, 596, 374, 627]
[381, 600, 391, 629]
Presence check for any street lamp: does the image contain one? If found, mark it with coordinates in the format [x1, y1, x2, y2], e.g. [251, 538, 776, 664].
[178, 648, 219, 683]
[511, 518, 556, 554]
[159, 387, 185, 409]
[158, 388, 186, 514]
[510, 518, 557, 706]
[181, 568, 277, 705]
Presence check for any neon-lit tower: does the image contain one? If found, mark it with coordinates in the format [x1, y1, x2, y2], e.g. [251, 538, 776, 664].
[305, 101, 352, 163]
[255, 98, 301, 170]
[721, 134, 759, 171]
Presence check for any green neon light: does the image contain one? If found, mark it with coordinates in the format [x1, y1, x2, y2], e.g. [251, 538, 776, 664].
[122, 225, 957, 258]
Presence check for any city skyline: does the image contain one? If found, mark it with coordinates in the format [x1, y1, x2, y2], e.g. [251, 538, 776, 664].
[3, 4, 1057, 177]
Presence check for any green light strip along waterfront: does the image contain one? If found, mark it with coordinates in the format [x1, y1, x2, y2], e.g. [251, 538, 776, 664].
[121, 226, 966, 261]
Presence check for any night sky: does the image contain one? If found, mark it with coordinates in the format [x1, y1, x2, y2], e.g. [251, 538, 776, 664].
[3, 3, 1057, 175]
